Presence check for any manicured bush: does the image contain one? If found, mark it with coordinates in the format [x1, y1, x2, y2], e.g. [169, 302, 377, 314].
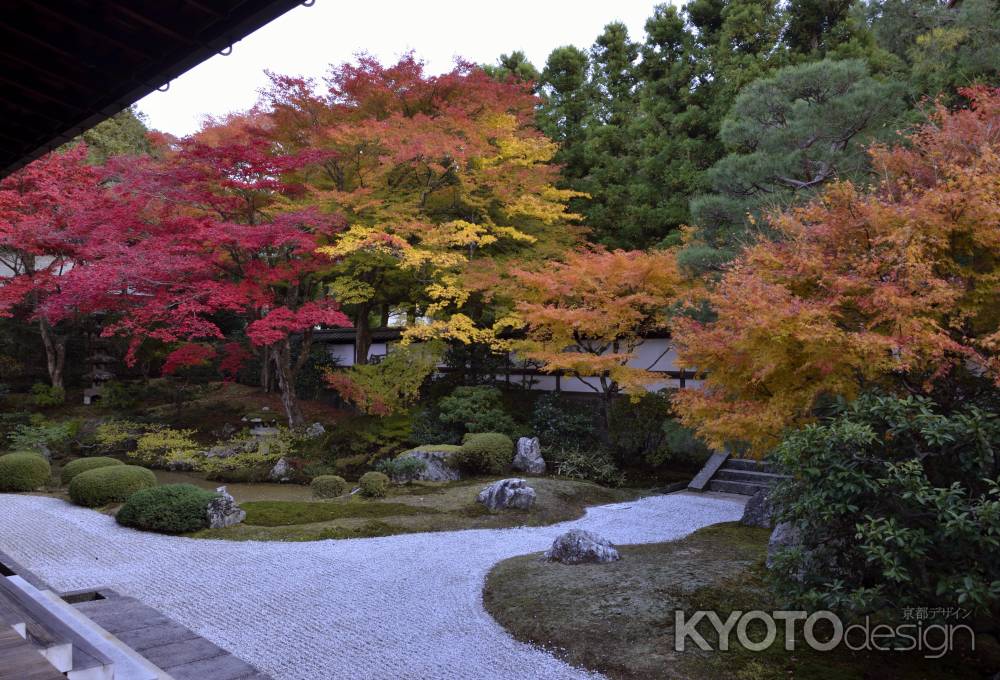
[116, 484, 217, 533]
[311, 474, 348, 499]
[68, 464, 156, 507]
[770, 393, 1000, 617]
[0, 452, 51, 491]
[454, 432, 514, 474]
[61, 457, 123, 485]
[359, 471, 390, 498]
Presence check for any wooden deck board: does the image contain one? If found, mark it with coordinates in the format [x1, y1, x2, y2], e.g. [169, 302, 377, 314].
[74, 596, 271, 679]
[0, 625, 62, 680]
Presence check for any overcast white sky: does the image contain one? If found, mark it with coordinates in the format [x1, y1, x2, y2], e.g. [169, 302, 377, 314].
[137, 0, 663, 137]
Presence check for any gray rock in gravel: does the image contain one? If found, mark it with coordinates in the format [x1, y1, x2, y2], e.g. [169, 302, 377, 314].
[545, 529, 620, 564]
[304, 422, 326, 439]
[206, 486, 245, 529]
[269, 457, 293, 482]
[396, 448, 461, 482]
[512, 437, 545, 474]
[766, 521, 802, 570]
[477, 478, 536, 511]
[740, 489, 775, 528]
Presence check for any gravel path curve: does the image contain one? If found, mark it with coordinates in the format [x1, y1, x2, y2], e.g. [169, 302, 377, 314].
[0, 492, 743, 680]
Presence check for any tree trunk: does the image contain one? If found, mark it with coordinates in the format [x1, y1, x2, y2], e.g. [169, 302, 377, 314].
[272, 339, 304, 427]
[354, 303, 372, 365]
[38, 318, 66, 389]
[260, 345, 272, 392]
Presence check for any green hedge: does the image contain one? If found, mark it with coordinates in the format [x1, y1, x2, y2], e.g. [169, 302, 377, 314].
[0, 452, 51, 492]
[455, 432, 513, 474]
[359, 471, 389, 498]
[68, 464, 157, 507]
[61, 457, 123, 485]
[116, 484, 218, 533]
[311, 475, 348, 499]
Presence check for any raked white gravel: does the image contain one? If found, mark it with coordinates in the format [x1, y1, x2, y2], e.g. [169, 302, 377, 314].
[0, 491, 743, 680]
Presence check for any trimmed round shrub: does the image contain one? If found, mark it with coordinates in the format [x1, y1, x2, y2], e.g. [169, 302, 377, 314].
[311, 475, 348, 499]
[68, 464, 156, 507]
[116, 484, 218, 534]
[455, 432, 514, 474]
[0, 452, 51, 492]
[61, 457, 123, 485]
[359, 471, 389, 498]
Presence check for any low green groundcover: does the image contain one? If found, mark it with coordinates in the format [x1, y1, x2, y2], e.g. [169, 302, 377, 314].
[61, 457, 123, 485]
[68, 464, 156, 507]
[117, 484, 218, 533]
[241, 499, 433, 526]
[0, 452, 51, 492]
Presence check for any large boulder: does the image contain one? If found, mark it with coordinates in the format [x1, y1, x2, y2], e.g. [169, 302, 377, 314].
[545, 529, 620, 564]
[766, 521, 802, 570]
[740, 489, 775, 528]
[269, 457, 293, 482]
[304, 422, 326, 439]
[477, 478, 536, 511]
[206, 486, 245, 529]
[397, 447, 462, 482]
[512, 437, 545, 474]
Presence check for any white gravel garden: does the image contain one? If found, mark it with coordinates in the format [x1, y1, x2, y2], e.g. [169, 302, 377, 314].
[0, 491, 742, 680]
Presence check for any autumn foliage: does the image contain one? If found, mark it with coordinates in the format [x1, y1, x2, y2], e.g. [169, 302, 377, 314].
[510, 248, 683, 413]
[672, 87, 1000, 455]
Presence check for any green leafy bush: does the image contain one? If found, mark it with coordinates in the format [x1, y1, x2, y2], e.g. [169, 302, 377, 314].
[131, 427, 200, 468]
[30, 382, 65, 407]
[410, 406, 463, 446]
[316, 413, 413, 464]
[68, 464, 157, 507]
[454, 432, 514, 474]
[770, 393, 1000, 616]
[0, 411, 31, 440]
[608, 392, 671, 464]
[375, 456, 427, 483]
[647, 420, 712, 468]
[61, 456, 123, 484]
[359, 471, 390, 498]
[116, 484, 217, 533]
[438, 386, 519, 439]
[311, 474, 348, 499]
[530, 393, 595, 452]
[100, 381, 144, 411]
[198, 430, 294, 481]
[552, 449, 625, 487]
[7, 417, 80, 457]
[0, 452, 51, 491]
[94, 420, 149, 454]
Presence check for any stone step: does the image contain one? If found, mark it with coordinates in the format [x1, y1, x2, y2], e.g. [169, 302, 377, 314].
[0, 577, 74, 673]
[713, 469, 785, 485]
[721, 458, 781, 474]
[2, 576, 115, 680]
[706, 479, 771, 496]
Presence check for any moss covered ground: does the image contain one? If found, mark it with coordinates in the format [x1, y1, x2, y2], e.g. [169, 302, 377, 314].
[483, 522, 987, 680]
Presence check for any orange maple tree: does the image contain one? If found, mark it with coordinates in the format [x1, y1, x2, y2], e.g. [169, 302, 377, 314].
[672, 87, 1000, 455]
[510, 248, 684, 422]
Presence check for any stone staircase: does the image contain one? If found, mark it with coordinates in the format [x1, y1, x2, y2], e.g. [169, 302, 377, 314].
[688, 452, 787, 496]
